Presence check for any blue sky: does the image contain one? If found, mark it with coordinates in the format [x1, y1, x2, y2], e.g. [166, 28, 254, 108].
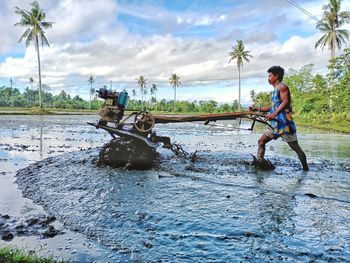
[0, 0, 349, 104]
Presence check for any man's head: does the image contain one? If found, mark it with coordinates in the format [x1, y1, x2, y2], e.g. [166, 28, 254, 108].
[267, 65, 284, 84]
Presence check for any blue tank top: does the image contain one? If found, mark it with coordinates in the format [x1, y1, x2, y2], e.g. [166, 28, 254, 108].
[270, 83, 297, 135]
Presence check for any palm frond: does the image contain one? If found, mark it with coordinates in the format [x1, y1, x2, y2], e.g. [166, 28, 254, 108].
[25, 30, 34, 47]
[339, 11, 350, 20]
[338, 29, 349, 39]
[14, 7, 31, 21]
[39, 30, 50, 47]
[41, 21, 54, 29]
[315, 34, 328, 50]
[336, 36, 343, 50]
[30, 1, 40, 9]
[18, 28, 31, 43]
[336, 30, 348, 47]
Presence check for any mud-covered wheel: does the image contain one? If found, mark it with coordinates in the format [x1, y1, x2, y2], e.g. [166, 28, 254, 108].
[133, 111, 155, 133]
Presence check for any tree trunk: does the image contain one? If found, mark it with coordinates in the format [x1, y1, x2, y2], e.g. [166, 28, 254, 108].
[89, 84, 92, 110]
[27, 88, 29, 107]
[238, 66, 241, 112]
[331, 30, 336, 59]
[173, 86, 176, 112]
[145, 92, 147, 110]
[329, 31, 336, 111]
[35, 34, 43, 109]
[155, 94, 157, 111]
[141, 87, 144, 110]
[30, 83, 33, 107]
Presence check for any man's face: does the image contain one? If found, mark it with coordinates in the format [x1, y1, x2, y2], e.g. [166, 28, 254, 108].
[268, 72, 278, 85]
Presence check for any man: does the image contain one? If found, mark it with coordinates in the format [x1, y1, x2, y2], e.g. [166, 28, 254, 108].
[250, 65, 309, 171]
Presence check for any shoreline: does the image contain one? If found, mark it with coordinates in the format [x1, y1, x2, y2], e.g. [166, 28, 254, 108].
[0, 109, 348, 134]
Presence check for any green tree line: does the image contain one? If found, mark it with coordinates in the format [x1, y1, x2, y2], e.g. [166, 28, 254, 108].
[0, 86, 240, 113]
[0, 88, 103, 110]
[251, 48, 350, 132]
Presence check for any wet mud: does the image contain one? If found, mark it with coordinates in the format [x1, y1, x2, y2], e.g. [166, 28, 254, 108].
[0, 213, 62, 241]
[0, 115, 129, 262]
[15, 146, 350, 262]
[98, 138, 157, 170]
[2, 115, 350, 262]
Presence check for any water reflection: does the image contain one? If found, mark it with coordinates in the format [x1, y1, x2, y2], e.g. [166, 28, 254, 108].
[39, 121, 43, 160]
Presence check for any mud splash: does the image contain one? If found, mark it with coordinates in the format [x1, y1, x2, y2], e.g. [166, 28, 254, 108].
[97, 138, 157, 170]
[15, 146, 350, 262]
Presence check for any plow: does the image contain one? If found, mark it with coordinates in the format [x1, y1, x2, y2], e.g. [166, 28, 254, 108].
[88, 88, 271, 163]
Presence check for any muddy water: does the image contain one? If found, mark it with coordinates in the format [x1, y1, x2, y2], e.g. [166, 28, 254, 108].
[0, 115, 126, 261]
[1, 115, 350, 262]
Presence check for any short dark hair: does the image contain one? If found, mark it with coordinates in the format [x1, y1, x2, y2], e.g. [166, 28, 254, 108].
[267, 65, 284, 82]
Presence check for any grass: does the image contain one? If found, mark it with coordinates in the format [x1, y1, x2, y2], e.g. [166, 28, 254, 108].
[0, 247, 64, 263]
[295, 113, 350, 133]
[30, 108, 54, 115]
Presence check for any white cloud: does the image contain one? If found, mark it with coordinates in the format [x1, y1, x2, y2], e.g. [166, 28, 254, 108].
[0, 0, 348, 102]
[0, 30, 332, 101]
[45, 0, 119, 43]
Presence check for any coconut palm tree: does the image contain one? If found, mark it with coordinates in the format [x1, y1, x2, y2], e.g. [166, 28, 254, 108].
[10, 78, 15, 87]
[143, 88, 148, 110]
[28, 77, 34, 106]
[9, 78, 15, 107]
[87, 75, 95, 110]
[132, 89, 137, 100]
[14, 1, 53, 109]
[228, 40, 253, 112]
[250, 89, 256, 103]
[29, 77, 34, 86]
[41, 84, 50, 107]
[24, 86, 30, 107]
[28, 77, 35, 107]
[131, 89, 137, 110]
[315, 0, 350, 59]
[136, 75, 147, 110]
[169, 73, 181, 112]
[150, 84, 158, 110]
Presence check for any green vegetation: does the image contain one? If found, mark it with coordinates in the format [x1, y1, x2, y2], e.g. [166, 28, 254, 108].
[252, 48, 350, 133]
[0, 246, 64, 263]
[0, 88, 103, 110]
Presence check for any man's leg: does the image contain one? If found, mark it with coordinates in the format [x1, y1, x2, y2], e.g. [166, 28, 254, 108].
[287, 141, 309, 171]
[257, 134, 272, 160]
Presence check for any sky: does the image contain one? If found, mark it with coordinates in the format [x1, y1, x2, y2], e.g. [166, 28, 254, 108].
[0, 0, 349, 104]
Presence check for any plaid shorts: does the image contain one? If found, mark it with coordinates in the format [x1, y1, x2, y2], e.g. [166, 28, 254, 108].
[264, 128, 298, 142]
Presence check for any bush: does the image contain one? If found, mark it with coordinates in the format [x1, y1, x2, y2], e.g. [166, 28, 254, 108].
[0, 246, 64, 263]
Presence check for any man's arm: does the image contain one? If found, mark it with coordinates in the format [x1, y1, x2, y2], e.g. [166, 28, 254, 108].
[249, 105, 270, 112]
[265, 84, 289, 120]
[259, 106, 270, 112]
